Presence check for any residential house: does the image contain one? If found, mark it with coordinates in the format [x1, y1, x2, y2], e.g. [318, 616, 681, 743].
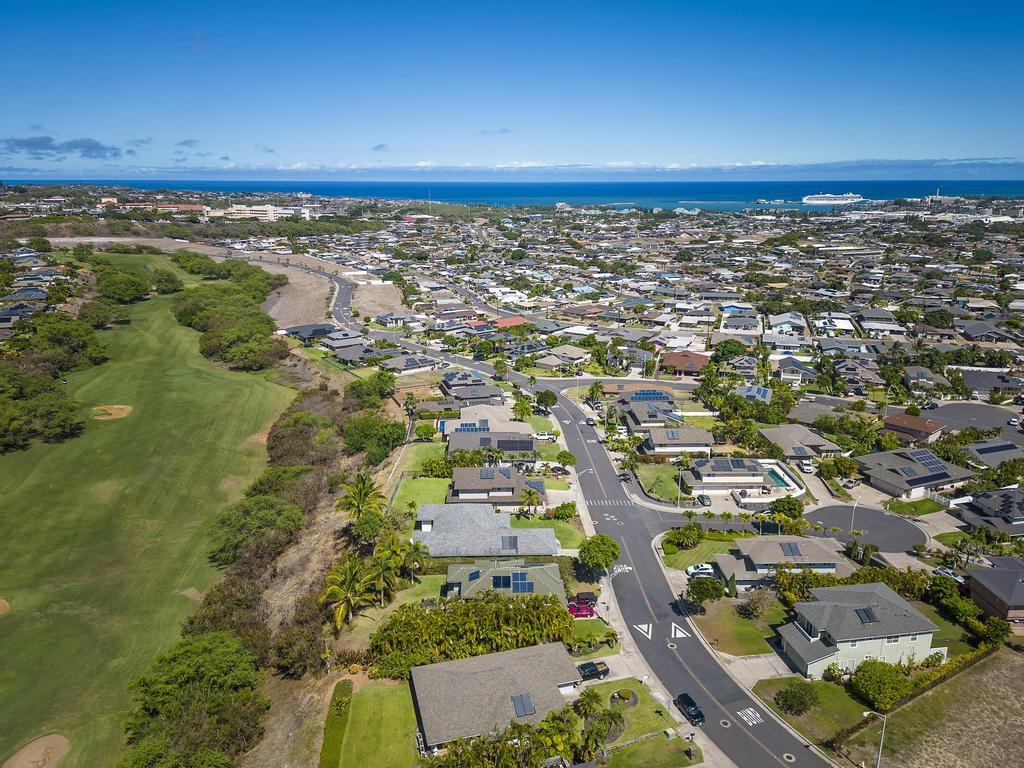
[731, 384, 773, 404]
[833, 359, 884, 388]
[775, 358, 817, 386]
[964, 439, 1024, 469]
[659, 350, 710, 376]
[856, 448, 973, 499]
[444, 560, 566, 604]
[283, 323, 336, 344]
[446, 431, 538, 465]
[411, 503, 557, 557]
[881, 413, 946, 445]
[410, 643, 581, 749]
[959, 321, 1019, 344]
[956, 488, 1024, 539]
[448, 466, 546, 508]
[333, 344, 376, 365]
[439, 405, 532, 437]
[644, 426, 714, 456]
[960, 370, 1024, 398]
[967, 556, 1024, 620]
[767, 312, 807, 335]
[763, 333, 813, 352]
[713, 536, 855, 591]
[778, 583, 943, 678]
[680, 457, 777, 495]
[726, 355, 759, 380]
[547, 344, 592, 366]
[379, 354, 436, 374]
[759, 424, 842, 461]
[903, 365, 950, 391]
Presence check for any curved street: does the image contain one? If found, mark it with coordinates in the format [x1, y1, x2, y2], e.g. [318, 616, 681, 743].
[287, 264, 831, 768]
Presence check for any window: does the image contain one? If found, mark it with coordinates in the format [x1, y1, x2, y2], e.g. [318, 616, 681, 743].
[468, 570, 480, 581]
[910, 635, 918, 642]
[886, 636, 899, 645]
[848, 640, 858, 648]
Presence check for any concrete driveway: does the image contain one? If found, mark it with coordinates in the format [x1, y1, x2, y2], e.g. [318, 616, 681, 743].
[806, 504, 926, 553]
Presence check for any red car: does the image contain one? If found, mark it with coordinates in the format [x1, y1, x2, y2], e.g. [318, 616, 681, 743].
[568, 603, 595, 619]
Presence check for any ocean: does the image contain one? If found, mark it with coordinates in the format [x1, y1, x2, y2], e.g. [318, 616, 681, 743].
[12, 179, 1024, 211]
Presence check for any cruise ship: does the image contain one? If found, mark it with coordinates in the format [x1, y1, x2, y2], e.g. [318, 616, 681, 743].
[801, 192, 865, 205]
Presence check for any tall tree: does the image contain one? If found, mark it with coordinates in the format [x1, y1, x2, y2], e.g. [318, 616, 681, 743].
[320, 557, 372, 628]
[336, 472, 386, 520]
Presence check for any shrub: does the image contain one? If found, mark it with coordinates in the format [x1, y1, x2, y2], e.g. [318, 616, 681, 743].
[774, 679, 819, 715]
[736, 588, 775, 619]
[823, 662, 844, 683]
[210, 495, 304, 567]
[920, 651, 944, 669]
[662, 540, 678, 555]
[849, 660, 913, 712]
[550, 501, 577, 521]
[666, 522, 704, 549]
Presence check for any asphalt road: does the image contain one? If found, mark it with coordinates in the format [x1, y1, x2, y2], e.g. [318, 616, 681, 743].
[930, 402, 1023, 446]
[807, 505, 926, 553]
[284, 261, 828, 766]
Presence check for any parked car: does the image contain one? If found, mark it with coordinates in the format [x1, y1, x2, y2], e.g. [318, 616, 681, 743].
[674, 693, 706, 725]
[696, 494, 712, 507]
[531, 432, 557, 442]
[576, 661, 610, 682]
[585, 417, 597, 426]
[575, 370, 585, 377]
[922, 401, 938, 410]
[1009, 418, 1019, 427]
[547, 465, 571, 475]
[568, 604, 595, 619]
[799, 460, 815, 474]
[933, 566, 966, 585]
[689, 572, 718, 581]
[570, 591, 598, 607]
[685, 563, 715, 577]
[617, 471, 632, 483]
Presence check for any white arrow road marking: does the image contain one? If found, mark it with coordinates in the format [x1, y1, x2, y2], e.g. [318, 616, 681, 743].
[633, 623, 653, 640]
[671, 622, 691, 639]
[737, 707, 764, 726]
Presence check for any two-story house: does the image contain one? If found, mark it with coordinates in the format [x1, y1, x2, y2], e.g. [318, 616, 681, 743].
[778, 583, 944, 678]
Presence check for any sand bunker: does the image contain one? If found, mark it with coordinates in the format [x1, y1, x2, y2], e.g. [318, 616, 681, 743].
[179, 587, 203, 602]
[0, 598, 9, 615]
[3, 734, 69, 768]
[92, 405, 133, 420]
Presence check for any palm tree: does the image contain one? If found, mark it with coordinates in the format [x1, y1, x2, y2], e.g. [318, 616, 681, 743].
[402, 539, 431, 582]
[601, 628, 619, 648]
[365, 550, 401, 608]
[320, 558, 372, 629]
[403, 392, 417, 416]
[574, 687, 603, 719]
[336, 472, 386, 520]
[684, 509, 698, 524]
[519, 486, 543, 517]
[512, 396, 533, 422]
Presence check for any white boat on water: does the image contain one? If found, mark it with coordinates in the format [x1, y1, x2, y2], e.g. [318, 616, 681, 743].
[801, 192, 864, 205]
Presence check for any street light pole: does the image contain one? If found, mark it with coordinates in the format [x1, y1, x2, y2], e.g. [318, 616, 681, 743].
[863, 711, 887, 768]
[849, 499, 859, 536]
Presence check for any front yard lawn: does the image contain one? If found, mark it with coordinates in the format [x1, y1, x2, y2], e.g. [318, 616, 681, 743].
[511, 516, 585, 549]
[637, 463, 683, 501]
[753, 676, 866, 747]
[606, 736, 702, 768]
[588, 678, 676, 743]
[662, 540, 733, 572]
[391, 477, 449, 512]
[338, 681, 419, 768]
[886, 498, 946, 516]
[528, 414, 555, 433]
[571, 617, 619, 660]
[692, 597, 789, 656]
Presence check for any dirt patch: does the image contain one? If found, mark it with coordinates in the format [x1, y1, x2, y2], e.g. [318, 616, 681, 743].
[3, 734, 69, 768]
[219, 475, 248, 495]
[259, 264, 334, 327]
[179, 587, 203, 603]
[245, 427, 272, 448]
[91, 405, 132, 420]
[351, 283, 404, 317]
[0, 598, 9, 615]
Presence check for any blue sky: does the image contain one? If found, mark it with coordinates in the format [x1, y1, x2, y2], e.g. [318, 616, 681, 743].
[2, 0, 1022, 179]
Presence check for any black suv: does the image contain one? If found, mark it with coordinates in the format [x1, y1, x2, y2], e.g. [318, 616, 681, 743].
[674, 693, 706, 725]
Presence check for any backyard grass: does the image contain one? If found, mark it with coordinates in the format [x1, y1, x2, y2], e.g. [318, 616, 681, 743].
[337, 681, 419, 768]
[341, 576, 446, 650]
[512, 516, 585, 549]
[662, 540, 734, 572]
[886, 498, 946, 516]
[753, 676, 866, 747]
[637, 463, 683, 501]
[605, 736, 702, 768]
[692, 597, 789, 656]
[911, 600, 975, 657]
[588, 678, 676, 743]
[390, 477, 450, 512]
[0, 296, 293, 768]
[395, 441, 444, 476]
[682, 415, 718, 430]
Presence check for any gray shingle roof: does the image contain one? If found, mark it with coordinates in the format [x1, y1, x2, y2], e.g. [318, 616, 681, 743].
[411, 643, 581, 747]
[412, 504, 557, 557]
[797, 583, 937, 641]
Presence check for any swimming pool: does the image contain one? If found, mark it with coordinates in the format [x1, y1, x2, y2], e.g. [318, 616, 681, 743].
[766, 468, 788, 487]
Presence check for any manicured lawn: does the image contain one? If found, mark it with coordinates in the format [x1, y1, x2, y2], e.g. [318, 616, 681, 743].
[528, 414, 555, 433]
[637, 463, 683, 502]
[753, 676, 866, 747]
[911, 600, 975, 657]
[886, 498, 946, 516]
[692, 597, 789, 656]
[605, 736, 702, 768]
[823, 477, 854, 501]
[103, 250, 204, 286]
[662, 540, 734, 572]
[682, 415, 717, 430]
[544, 477, 571, 491]
[589, 678, 676, 743]
[342, 576, 446, 650]
[397, 441, 444, 476]
[934, 531, 968, 547]
[511, 516, 585, 549]
[0, 296, 293, 768]
[571, 617, 619, 660]
[338, 681, 419, 768]
[390, 477, 450, 512]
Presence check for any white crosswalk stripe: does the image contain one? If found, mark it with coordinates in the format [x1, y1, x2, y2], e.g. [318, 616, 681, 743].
[736, 707, 764, 726]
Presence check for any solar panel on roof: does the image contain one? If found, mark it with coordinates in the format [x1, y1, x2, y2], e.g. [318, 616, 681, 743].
[500, 536, 518, 551]
[667, 430, 679, 439]
[855, 607, 878, 624]
[468, 570, 480, 581]
[780, 542, 803, 557]
[480, 468, 494, 479]
[975, 443, 1013, 455]
[512, 571, 527, 583]
[511, 693, 536, 717]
